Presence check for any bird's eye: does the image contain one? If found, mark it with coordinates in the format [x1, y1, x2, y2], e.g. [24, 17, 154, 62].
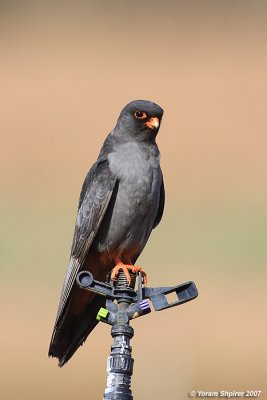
[134, 111, 147, 120]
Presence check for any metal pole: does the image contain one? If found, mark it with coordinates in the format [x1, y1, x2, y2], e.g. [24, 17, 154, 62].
[103, 271, 136, 400]
[103, 316, 134, 399]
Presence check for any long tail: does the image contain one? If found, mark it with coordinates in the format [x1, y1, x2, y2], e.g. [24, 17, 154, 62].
[48, 291, 106, 367]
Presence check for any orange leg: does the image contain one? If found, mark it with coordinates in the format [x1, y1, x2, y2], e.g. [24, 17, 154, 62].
[111, 262, 147, 285]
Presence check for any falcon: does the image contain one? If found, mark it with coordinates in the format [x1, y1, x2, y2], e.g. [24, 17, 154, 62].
[49, 100, 165, 366]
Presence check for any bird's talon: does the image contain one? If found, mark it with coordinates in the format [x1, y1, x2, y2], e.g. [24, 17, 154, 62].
[111, 263, 148, 286]
[131, 266, 147, 285]
[111, 264, 132, 285]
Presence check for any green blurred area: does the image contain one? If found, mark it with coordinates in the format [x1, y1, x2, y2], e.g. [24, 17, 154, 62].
[1, 1, 266, 399]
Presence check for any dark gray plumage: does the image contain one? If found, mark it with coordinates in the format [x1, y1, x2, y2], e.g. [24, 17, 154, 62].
[49, 100, 165, 366]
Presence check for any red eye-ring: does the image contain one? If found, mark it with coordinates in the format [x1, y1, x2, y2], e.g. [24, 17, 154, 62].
[134, 110, 147, 120]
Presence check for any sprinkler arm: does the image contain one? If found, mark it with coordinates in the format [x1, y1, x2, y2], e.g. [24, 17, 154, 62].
[76, 271, 198, 313]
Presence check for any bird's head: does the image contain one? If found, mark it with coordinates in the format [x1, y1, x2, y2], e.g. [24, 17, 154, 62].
[115, 100, 164, 142]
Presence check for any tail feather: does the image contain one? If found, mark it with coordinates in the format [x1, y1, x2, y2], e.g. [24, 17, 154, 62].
[49, 294, 106, 366]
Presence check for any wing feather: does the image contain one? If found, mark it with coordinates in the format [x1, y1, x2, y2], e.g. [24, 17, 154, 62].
[54, 158, 117, 324]
[152, 174, 165, 229]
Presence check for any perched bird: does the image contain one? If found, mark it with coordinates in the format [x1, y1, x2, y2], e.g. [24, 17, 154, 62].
[49, 100, 165, 366]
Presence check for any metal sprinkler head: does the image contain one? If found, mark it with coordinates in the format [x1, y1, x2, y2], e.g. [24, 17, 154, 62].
[76, 269, 198, 399]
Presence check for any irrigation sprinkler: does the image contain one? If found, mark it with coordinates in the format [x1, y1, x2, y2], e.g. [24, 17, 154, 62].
[76, 269, 198, 400]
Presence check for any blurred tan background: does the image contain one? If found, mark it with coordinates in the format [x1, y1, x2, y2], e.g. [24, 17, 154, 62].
[1, 1, 266, 399]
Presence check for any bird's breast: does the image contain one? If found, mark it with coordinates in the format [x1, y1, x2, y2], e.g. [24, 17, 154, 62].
[107, 142, 161, 214]
[94, 142, 161, 256]
[107, 142, 159, 181]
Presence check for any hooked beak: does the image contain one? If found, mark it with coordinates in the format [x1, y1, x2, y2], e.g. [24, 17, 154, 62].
[145, 117, 160, 130]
